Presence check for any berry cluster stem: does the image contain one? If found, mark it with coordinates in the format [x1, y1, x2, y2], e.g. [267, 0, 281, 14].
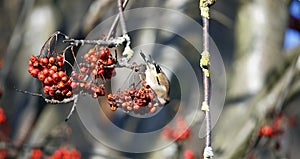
[199, 0, 216, 158]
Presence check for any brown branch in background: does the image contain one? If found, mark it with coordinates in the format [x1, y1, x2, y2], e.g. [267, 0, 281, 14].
[199, 0, 216, 158]
[202, 17, 213, 159]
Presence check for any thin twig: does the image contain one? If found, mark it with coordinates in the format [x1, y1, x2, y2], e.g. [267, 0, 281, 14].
[117, 0, 128, 35]
[16, 88, 76, 104]
[199, 0, 216, 158]
[106, 0, 130, 40]
[63, 35, 128, 48]
[65, 95, 79, 121]
[15, 88, 43, 97]
[40, 31, 70, 57]
[203, 17, 211, 149]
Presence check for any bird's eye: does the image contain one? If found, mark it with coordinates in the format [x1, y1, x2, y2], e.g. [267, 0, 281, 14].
[154, 63, 161, 73]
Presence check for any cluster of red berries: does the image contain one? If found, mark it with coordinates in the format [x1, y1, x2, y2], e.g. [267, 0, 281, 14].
[107, 82, 160, 115]
[29, 147, 81, 159]
[82, 47, 116, 80]
[28, 55, 73, 100]
[69, 47, 116, 98]
[161, 117, 191, 141]
[49, 148, 81, 159]
[258, 113, 289, 137]
[70, 72, 105, 98]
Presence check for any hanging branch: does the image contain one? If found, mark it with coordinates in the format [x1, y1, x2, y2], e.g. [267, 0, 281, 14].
[199, 0, 216, 158]
[116, 0, 134, 64]
[117, 0, 128, 35]
[106, 0, 130, 40]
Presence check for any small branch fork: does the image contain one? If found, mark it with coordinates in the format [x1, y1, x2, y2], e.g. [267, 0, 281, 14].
[199, 0, 216, 158]
[15, 88, 78, 121]
[106, 0, 130, 40]
[63, 0, 134, 64]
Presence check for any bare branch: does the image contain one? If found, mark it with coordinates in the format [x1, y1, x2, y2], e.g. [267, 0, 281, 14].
[65, 95, 79, 121]
[106, 0, 130, 40]
[199, 0, 216, 158]
[63, 35, 128, 48]
[117, 0, 128, 35]
[16, 88, 76, 104]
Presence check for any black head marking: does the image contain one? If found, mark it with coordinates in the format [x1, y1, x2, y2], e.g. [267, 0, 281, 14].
[154, 63, 162, 73]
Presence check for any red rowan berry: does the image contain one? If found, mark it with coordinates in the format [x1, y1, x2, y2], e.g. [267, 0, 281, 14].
[52, 73, 60, 82]
[184, 150, 195, 159]
[150, 107, 157, 113]
[30, 69, 40, 78]
[92, 93, 98, 98]
[66, 91, 73, 97]
[70, 82, 78, 89]
[30, 148, 43, 159]
[41, 58, 49, 66]
[77, 74, 84, 80]
[37, 72, 46, 81]
[127, 106, 133, 111]
[61, 88, 69, 95]
[111, 106, 117, 111]
[42, 68, 49, 76]
[47, 76, 54, 84]
[57, 81, 65, 89]
[91, 56, 97, 63]
[133, 105, 140, 110]
[92, 69, 97, 76]
[49, 69, 55, 76]
[259, 125, 273, 137]
[84, 54, 89, 60]
[57, 55, 64, 62]
[50, 65, 58, 71]
[30, 55, 38, 63]
[28, 66, 34, 73]
[48, 56, 55, 64]
[107, 58, 114, 65]
[44, 86, 50, 94]
[80, 67, 87, 73]
[33, 61, 39, 67]
[28, 60, 33, 66]
[58, 61, 64, 67]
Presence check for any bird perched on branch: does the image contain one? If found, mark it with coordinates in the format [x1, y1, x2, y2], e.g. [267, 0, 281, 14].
[140, 52, 170, 105]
